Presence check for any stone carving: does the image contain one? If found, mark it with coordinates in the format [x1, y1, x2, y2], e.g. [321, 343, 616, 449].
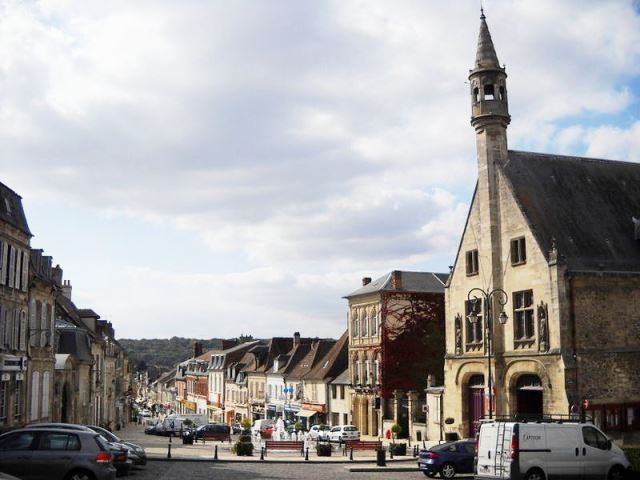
[538, 301, 549, 351]
[455, 313, 462, 355]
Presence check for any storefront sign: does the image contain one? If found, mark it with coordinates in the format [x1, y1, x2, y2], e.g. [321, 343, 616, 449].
[301, 403, 326, 413]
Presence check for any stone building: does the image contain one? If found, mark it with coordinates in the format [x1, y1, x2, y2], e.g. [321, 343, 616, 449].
[27, 249, 56, 424]
[344, 270, 447, 439]
[0, 183, 31, 430]
[444, 11, 640, 442]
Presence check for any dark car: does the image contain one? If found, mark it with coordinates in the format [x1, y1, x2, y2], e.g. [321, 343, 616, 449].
[417, 439, 475, 478]
[0, 427, 117, 480]
[25, 423, 131, 476]
[88, 425, 147, 466]
[189, 424, 231, 442]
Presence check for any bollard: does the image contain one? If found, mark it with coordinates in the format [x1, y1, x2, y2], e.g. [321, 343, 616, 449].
[376, 448, 386, 467]
[350, 447, 354, 461]
[169, 434, 172, 444]
[260, 447, 264, 460]
[413, 445, 418, 457]
[167, 443, 172, 459]
[214, 445, 218, 460]
[423, 439, 426, 449]
[390, 445, 394, 459]
[305, 447, 309, 461]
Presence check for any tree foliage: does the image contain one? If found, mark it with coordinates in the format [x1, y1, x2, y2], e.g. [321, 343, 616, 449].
[380, 292, 445, 397]
[118, 337, 230, 381]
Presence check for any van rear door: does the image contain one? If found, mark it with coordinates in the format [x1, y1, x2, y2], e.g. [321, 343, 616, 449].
[476, 422, 498, 477]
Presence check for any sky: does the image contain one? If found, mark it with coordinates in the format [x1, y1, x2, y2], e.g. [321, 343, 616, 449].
[1, 0, 639, 340]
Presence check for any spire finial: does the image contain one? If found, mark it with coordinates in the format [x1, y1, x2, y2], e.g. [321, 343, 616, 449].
[480, 3, 485, 20]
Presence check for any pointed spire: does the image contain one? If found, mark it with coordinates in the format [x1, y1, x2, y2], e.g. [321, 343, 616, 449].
[474, 9, 500, 69]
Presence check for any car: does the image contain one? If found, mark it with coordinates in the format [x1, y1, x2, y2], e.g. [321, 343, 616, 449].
[140, 409, 151, 417]
[417, 439, 475, 478]
[251, 419, 275, 437]
[187, 423, 231, 442]
[0, 427, 117, 480]
[476, 418, 632, 480]
[25, 423, 131, 476]
[231, 422, 243, 434]
[308, 424, 331, 441]
[328, 425, 360, 443]
[87, 425, 147, 466]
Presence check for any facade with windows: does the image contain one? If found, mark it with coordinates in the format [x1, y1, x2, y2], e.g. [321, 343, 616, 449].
[0, 183, 31, 430]
[345, 270, 447, 439]
[444, 12, 640, 442]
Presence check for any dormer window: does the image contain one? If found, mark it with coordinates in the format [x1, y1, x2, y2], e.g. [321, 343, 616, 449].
[511, 237, 527, 265]
[273, 359, 279, 372]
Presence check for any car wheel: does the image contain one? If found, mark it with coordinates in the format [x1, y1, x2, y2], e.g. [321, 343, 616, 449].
[440, 463, 456, 479]
[608, 465, 625, 480]
[524, 468, 545, 480]
[65, 470, 96, 480]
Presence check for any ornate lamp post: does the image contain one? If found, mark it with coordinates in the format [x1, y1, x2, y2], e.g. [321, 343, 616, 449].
[466, 287, 508, 419]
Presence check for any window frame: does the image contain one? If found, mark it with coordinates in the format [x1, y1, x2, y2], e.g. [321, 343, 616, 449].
[465, 249, 479, 276]
[510, 237, 527, 266]
[513, 289, 535, 345]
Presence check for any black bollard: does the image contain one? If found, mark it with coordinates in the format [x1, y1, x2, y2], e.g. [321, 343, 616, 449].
[169, 433, 172, 443]
[305, 447, 309, 461]
[350, 447, 354, 461]
[376, 448, 386, 467]
[214, 445, 218, 460]
[423, 439, 426, 449]
[390, 445, 394, 459]
[167, 443, 172, 459]
[260, 447, 264, 460]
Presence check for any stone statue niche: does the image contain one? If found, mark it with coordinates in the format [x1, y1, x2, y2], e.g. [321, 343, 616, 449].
[537, 301, 549, 352]
[454, 314, 462, 355]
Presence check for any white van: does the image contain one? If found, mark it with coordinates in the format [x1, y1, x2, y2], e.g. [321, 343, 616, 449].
[251, 419, 274, 437]
[476, 418, 631, 480]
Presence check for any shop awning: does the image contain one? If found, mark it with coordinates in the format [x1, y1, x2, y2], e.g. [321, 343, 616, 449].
[296, 409, 317, 418]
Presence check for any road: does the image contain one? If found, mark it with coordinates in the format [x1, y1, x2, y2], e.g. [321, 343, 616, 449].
[127, 461, 428, 480]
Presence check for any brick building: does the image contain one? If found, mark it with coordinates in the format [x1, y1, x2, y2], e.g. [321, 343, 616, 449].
[444, 11, 640, 442]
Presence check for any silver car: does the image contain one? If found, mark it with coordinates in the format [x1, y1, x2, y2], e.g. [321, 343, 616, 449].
[0, 427, 116, 480]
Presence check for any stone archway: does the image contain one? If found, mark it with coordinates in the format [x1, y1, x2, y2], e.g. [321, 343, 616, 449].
[515, 374, 543, 418]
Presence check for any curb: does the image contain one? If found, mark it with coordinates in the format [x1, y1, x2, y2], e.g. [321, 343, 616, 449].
[147, 456, 417, 465]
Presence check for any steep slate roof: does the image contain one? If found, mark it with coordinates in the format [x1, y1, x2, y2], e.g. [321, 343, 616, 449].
[304, 330, 348, 382]
[504, 150, 640, 273]
[0, 182, 31, 236]
[474, 9, 500, 69]
[287, 338, 337, 381]
[329, 368, 349, 385]
[344, 271, 448, 298]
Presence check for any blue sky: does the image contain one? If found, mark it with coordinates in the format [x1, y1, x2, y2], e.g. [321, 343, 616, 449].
[2, 0, 639, 339]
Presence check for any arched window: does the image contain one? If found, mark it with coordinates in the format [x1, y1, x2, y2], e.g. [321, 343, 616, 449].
[352, 310, 359, 338]
[484, 84, 495, 100]
[473, 87, 479, 103]
[370, 308, 378, 336]
[361, 310, 368, 337]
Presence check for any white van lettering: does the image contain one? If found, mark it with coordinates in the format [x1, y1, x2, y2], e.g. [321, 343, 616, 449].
[523, 433, 542, 441]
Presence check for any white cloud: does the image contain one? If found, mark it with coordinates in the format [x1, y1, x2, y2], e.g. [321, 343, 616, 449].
[1, 1, 638, 338]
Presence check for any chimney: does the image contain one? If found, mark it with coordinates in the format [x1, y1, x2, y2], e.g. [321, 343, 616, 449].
[61, 280, 72, 300]
[52, 264, 63, 287]
[391, 270, 402, 290]
[362, 277, 372, 286]
[193, 342, 203, 358]
[293, 332, 300, 349]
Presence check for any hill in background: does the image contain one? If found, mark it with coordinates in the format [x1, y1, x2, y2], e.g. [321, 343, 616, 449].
[118, 336, 231, 381]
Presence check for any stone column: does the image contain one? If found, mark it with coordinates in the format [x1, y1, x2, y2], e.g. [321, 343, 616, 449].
[407, 390, 418, 440]
[393, 389, 404, 425]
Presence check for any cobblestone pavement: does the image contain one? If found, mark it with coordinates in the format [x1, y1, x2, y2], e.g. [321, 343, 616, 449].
[127, 461, 428, 480]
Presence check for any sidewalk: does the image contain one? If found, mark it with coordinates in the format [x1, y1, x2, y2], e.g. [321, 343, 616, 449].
[119, 421, 425, 465]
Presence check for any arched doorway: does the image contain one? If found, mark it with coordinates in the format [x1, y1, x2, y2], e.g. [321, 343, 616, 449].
[61, 383, 72, 423]
[467, 375, 485, 438]
[515, 374, 543, 418]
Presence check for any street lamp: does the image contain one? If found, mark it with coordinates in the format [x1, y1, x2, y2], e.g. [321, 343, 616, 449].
[466, 287, 508, 419]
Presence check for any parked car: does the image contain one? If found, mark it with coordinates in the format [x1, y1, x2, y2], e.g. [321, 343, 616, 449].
[308, 424, 330, 441]
[417, 439, 475, 478]
[140, 409, 151, 417]
[25, 423, 131, 476]
[251, 419, 275, 437]
[476, 418, 632, 480]
[231, 423, 243, 434]
[0, 427, 117, 480]
[328, 425, 360, 443]
[187, 424, 231, 442]
[87, 425, 147, 466]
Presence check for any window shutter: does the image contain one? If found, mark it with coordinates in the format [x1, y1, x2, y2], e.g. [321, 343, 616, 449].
[8, 246, 15, 288]
[0, 241, 5, 285]
[42, 372, 50, 418]
[40, 303, 47, 347]
[21, 251, 28, 292]
[29, 299, 36, 347]
[12, 310, 20, 349]
[19, 310, 27, 351]
[0, 305, 4, 346]
[30, 371, 40, 421]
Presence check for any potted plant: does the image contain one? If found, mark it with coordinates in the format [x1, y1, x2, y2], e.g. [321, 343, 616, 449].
[232, 433, 254, 456]
[389, 423, 406, 456]
[240, 418, 252, 434]
[316, 442, 332, 456]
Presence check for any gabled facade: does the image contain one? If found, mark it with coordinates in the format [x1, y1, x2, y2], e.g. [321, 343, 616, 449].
[444, 11, 640, 443]
[344, 270, 447, 439]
